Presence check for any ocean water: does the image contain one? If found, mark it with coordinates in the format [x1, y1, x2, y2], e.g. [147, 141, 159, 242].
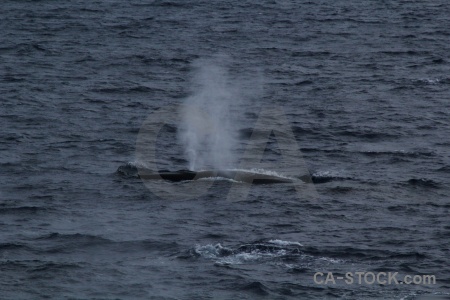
[1, 0, 449, 299]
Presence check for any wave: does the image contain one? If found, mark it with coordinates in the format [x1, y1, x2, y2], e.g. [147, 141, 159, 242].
[406, 178, 441, 189]
[357, 150, 435, 158]
[268, 239, 303, 247]
[0, 243, 32, 251]
[415, 77, 450, 85]
[91, 85, 161, 94]
[27, 262, 83, 273]
[304, 246, 426, 261]
[238, 281, 270, 296]
[116, 161, 144, 178]
[34, 233, 113, 246]
[436, 166, 450, 173]
[335, 129, 399, 140]
[0, 206, 53, 215]
[300, 148, 436, 159]
[309, 170, 353, 184]
[177, 239, 356, 271]
[30, 233, 180, 255]
[178, 239, 305, 266]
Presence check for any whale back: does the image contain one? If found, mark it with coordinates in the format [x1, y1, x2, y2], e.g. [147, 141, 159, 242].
[139, 169, 293, 184]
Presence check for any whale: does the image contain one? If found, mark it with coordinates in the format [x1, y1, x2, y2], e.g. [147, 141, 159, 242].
[138, 169, 294, 184]
[116, 164, 320, 184]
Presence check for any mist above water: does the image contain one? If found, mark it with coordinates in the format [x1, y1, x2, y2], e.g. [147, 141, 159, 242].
[179, 60, 239, 171]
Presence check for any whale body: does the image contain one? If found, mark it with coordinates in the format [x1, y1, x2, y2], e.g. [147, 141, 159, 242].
[139, 169, 294, 184]
[116, 164, 321, 184]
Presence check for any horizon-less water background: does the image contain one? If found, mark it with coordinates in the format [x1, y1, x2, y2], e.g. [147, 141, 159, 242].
[1, 0, 449, 299]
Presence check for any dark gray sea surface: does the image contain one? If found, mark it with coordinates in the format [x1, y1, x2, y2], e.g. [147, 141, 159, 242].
[1, 0, 449, 299]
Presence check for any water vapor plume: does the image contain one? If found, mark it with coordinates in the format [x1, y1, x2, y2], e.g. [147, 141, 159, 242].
[179, 59, 239, 171]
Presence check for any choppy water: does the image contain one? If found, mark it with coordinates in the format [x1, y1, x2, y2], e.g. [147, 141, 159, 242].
[1, 0, 449, 299]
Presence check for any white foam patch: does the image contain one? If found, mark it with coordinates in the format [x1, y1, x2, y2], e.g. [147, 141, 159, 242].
[127, 160, 145, 168]
[196, 176, 241, 183]
[417, 78, 441, 84]
[216, 253, 261, 265]
[268, 239, 303, 247]
[216, 249, 288, 265]
[126, 160, 149, 169]
[227, 168, 292, 179]
[194, 243, 229, 258]
[311, 170, 342, 177]
[318, 257, 343, 264]
[194, 243, 293, 266]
